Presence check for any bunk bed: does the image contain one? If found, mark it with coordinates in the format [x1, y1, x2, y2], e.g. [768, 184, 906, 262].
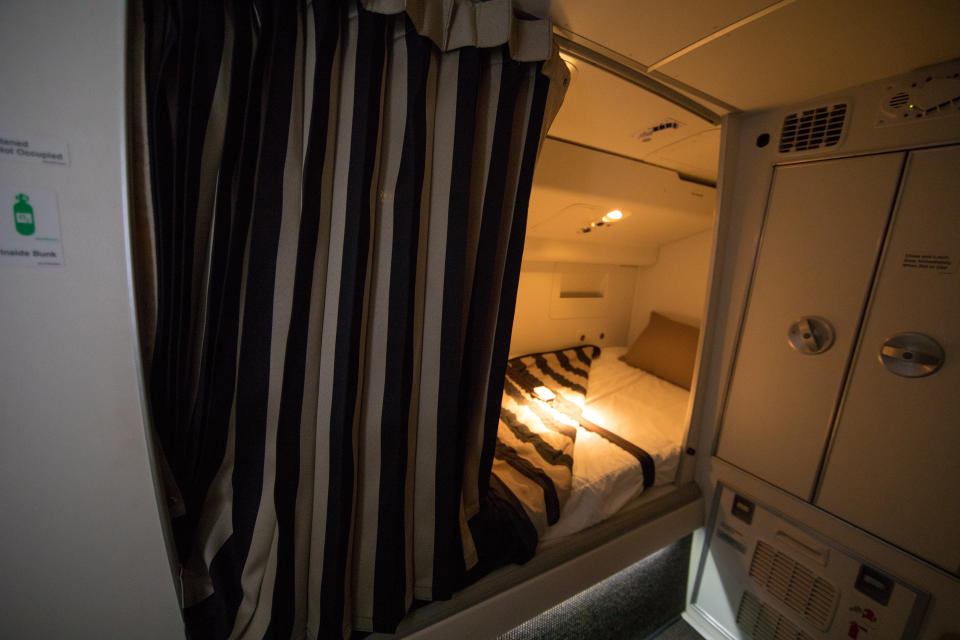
[380, 313, 704, 637]
[488, 310, 698, 549]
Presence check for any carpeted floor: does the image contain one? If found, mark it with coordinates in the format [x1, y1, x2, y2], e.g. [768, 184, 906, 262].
[498, 535, 699, 640]
[653, 619, 704, 640]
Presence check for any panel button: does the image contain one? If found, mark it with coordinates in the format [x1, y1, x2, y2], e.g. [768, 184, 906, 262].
[731, 494, 755, 525]
[854, 564, 895, 605]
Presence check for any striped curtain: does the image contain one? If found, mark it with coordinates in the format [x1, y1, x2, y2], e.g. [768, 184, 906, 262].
[130, 1, 568, 637]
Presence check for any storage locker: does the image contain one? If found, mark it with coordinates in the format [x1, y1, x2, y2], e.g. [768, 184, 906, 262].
[816, 145, 960, 575]
[716, 154, 906, 499]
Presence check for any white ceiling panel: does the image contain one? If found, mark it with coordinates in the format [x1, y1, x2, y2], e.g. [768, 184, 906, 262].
[655, 0, 960, 111]
[547, 57, 720, 182]
[644, 129, 722, 184]
[550, 0, 780, 66]
[528, 139, 714, 252]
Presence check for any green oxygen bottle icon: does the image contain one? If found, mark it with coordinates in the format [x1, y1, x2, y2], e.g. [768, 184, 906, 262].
[13, 193, 35, 236]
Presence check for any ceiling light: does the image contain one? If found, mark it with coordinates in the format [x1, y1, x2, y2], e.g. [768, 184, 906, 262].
[578, 209, 629, 233]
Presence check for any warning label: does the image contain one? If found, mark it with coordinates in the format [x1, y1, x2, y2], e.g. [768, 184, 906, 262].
[0, 186, 63, 267]
[902, 252, 954, 274]
[0, 132, 69, 166]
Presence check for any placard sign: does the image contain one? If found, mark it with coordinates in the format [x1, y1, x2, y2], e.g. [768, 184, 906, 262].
[902, 251, 954, 274]
[0, 133, 69, 166]
[0, 186, 64, 266]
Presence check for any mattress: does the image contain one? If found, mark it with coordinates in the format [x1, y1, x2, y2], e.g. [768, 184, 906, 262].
[540, 346, 688, 541]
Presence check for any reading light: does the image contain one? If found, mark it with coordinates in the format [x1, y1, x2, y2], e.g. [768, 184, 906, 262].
[533, 386, 556, 402]
[577, 209, 629, 234]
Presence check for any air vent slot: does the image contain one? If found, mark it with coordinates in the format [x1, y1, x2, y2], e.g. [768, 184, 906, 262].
[877, 73, 960, 126]
[888, 92, 910, 109]
[737, 591, 815, 640]
[778, 104, 847, 153]
[749, 540, 839, 631]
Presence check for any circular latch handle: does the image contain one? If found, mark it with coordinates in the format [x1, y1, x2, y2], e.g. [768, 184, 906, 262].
[788, 316, 835, 355]
[879, 333, 944, 377]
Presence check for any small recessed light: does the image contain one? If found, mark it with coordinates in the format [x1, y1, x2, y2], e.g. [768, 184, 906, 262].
[578, 210, 628, 235]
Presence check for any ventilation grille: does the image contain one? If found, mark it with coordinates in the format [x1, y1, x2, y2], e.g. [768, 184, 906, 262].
[778, 104, 847, 152]
[888, 92, 910, 109]
[737, 591, 815, 640]
[749, 540, 838, 631]
[634, 118, 683, 141]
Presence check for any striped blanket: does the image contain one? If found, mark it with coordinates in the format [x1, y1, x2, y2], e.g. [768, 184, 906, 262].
[470, 345, 659, 573]
[493, 351, 590, 533]
[470, 346, 597, 569]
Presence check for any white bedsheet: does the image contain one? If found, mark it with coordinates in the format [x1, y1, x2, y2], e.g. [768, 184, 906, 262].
[540, 346, 688, 541]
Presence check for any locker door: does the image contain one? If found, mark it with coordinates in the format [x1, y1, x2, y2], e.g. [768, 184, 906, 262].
[716, 153, 906, 499]
[816, 145, 960, 574]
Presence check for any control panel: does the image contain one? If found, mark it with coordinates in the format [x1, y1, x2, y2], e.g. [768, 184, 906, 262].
[692, 485, 928, 640]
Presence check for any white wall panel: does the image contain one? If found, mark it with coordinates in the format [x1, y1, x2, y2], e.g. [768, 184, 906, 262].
[0, 2, 182, 637]
[628, 229, 714, 341]
[510, 261, 637, 356]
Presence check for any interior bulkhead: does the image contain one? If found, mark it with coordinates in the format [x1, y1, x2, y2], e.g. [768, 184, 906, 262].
[1, 1, 959, 639]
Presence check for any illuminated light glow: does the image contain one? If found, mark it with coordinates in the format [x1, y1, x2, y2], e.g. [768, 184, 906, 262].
[533, 386, 556, 401]
[580, 209, 628, 234]
[558, 51, 579, 74]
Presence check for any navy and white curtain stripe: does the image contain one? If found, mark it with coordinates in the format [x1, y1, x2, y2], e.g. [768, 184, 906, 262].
[130, 0, 568, 637]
